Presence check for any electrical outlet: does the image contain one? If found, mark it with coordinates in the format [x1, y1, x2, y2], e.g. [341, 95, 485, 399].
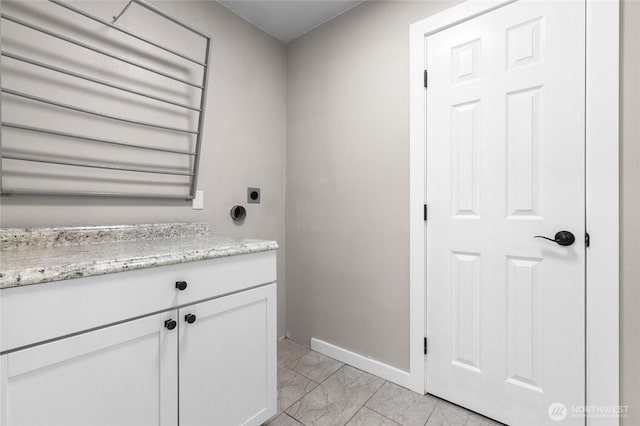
[192, 190, 204, 210]
[247, 187, 260, 204]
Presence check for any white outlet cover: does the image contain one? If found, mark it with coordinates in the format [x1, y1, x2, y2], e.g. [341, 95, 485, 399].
[192, 190, 204, 210]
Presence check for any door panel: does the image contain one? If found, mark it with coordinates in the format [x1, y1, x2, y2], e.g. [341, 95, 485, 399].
[179, 284, 277, 426]
[0, 312, 178, 426]
[426, 1, 585, 425]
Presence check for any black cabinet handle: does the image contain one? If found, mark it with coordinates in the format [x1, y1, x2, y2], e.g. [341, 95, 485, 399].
[164, 319, 177, 330]
[185, 313, 197, 324]
[175, 281, 188, 291]
[534, 231, 575, 247]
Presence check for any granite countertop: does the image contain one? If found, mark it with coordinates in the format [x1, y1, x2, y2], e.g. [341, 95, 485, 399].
[0, 223, 278, 289]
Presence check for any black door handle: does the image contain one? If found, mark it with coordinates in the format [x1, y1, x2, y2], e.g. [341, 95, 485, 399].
[534, 231, 575, 246]
[185, 313, 197, 324]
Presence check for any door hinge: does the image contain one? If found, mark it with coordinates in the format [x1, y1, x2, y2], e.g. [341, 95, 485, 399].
[424, 70, 428, 88]
[424, 337, 428, 355]
[424, 204, 428, 221]
[585, 232, 590, 248]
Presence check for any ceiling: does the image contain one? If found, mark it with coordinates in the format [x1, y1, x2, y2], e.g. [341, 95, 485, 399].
[217, 1, 364, 43]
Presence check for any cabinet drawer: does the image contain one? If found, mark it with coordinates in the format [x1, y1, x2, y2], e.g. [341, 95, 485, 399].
[0, 250, 276, 352]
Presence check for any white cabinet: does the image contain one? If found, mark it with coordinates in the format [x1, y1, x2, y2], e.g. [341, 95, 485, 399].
[0, 252, 277, 426]
[1, 311, 178, 426]
[179, 284, 277, 426]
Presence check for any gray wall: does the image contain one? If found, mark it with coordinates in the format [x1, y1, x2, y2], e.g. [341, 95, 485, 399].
[286, 4, 640, 421]
[621, 1, 639, 424]
[0, 0, 288, 338]
[286, 0, 458, 370]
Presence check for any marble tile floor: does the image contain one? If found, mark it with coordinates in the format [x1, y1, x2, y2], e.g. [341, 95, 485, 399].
[264, 338, 503, 426]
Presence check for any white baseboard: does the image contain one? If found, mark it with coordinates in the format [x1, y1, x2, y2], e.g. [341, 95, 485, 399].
[310, 337, 411, 389]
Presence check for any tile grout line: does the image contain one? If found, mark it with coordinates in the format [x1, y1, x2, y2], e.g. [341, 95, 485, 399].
[287, 352, 345, 383]
[316, 362, 346, 385]
[283, 413, 304, 426]
[277, 366, 320, 419]
[273, 341, 313, 426]
[286, 345, 351, 384]
[359, 382, 439, 426]
[359, 381, 404, 426]
[280, 341, 312, 369]
[285, 362, 382, 426]
[284, 349, 412, 426]
[342, 378, 389, 426]
[366, 406, 403, 426]
[423, 399, 440, 426]
[284, 364, 348, 425]
[276, 343, 497, 426]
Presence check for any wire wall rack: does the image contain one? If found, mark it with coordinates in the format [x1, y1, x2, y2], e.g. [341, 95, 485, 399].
[0, 0, 211, 199]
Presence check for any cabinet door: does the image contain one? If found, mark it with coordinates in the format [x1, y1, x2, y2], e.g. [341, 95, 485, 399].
[0, 311, 178, 426]
[179, 283, 277, 426]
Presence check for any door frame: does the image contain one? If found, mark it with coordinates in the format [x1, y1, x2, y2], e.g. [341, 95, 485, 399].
[408, 1, 619, 424]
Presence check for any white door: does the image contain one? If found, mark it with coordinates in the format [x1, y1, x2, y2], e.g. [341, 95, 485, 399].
[426, 1, 585, 425]
[0, 311, 178, 426]
[179, 284, 277, 426]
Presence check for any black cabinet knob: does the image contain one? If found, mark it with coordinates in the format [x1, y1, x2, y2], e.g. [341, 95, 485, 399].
[164, 319, 177, 330]
[185, 313, 197, 324]
[175, 281, 188, 291]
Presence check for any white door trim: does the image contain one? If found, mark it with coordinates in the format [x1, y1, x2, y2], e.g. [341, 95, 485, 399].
[408, 2, 619, 425]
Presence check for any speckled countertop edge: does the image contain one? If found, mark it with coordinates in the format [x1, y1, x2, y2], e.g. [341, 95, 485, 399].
[0, 222, 211, 250]
[0, 224, 278, 289]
